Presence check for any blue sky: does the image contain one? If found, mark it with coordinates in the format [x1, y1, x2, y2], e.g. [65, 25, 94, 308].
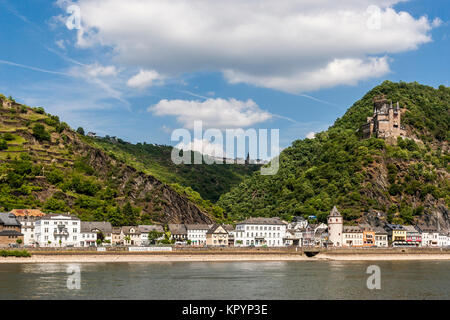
[0, 0, 448, 158]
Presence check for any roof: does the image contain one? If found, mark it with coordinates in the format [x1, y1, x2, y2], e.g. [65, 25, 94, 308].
[138, 225, 164, 233]
[36, 213, 79, 221]
[236, 217, 286, 226]
[223, 224, 235, 232]
[0, 230, 23, 236]
[80, 221, 112, 233]
[416, 225, 438, 233]
[403, 225, 419, 233]
[328, 206, 341, 217]
[112, 227, 122, 234]
[359, 223, 374, 231]
[385, 224, 406, 231]
[0, 212, 21, 227]
[292, 216, 307, 222]
[343, 226, 363, 233]
[373, 226, 388, 234]
[10, 209, 45, 217]
[185, 224, 212, 230]
[206, 224, 229, 234]
[168, 224, 187, 235]
[121, 226, 141, 235]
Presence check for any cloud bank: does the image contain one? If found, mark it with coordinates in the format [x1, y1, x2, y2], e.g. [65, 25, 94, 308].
[66, 0, 438, 93]
[148, 98, 272, 129]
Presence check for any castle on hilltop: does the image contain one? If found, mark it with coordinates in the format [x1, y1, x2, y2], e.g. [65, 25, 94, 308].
[362, 95, 406, 139]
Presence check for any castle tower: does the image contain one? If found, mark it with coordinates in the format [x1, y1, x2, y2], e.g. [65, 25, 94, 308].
[327, 206, 343, 247]
[362, 95, 405, 140]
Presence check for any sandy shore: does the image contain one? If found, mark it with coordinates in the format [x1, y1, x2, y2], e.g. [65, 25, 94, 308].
[1, 253, 450, 263]
[317, 253, 450, 261]
[0, 254, 310, 263]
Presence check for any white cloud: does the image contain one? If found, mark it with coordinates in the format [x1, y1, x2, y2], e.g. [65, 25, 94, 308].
[84, 63, 118, 77]
[148, 98, 272, 129]
[65, 0, 438, 93]
[306, 132, 316, 139]
[127, 69, 164, 89]
[176, 138, 226, 158]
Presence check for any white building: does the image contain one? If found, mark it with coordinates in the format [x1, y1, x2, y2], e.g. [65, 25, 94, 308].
[374, 227, 388, 247]
[342, 226, 364, 247]
[12, 209, 46, 246]
[80, 221, 113, 247]
[139, 225, 165, 245]
[419, 227, 440, 247]
[35, 214, 81, 247]
[327, 206, 343, 247]
[121, 226, 141, 246]
[185, 224, 212, 245]
[288, 216, 309, 230]
[234, 217, 286, 247]
[438, 234, 449, 247]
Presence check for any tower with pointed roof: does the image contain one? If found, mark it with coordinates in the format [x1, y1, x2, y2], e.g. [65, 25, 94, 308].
[327, 206, 343, 247]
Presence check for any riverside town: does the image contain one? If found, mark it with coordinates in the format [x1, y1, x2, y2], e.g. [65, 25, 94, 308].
[1, 207, 448, 249]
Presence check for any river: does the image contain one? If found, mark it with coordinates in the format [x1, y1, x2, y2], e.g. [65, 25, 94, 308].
[1, 260, 449, 299]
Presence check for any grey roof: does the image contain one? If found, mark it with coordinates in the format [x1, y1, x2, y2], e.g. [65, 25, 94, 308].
[292, 216, 307, 222]
[416, 225, 438, 233]
[185, 224, 212, 230]
[328, 206, 341, 217]
[343, 226, 363, 233]
[138, 225, 164, 233]
[237, 217, 286, 226]
[223, 224, 235, 232]
[0, 212, 21, 227]
[0, 230, 23, 236]
[359, 223, 373, 231]
[385, 223, 406, 231]
[80, 221, 112, 234]
[121, 226, 141, 235]
[403, 225, 419, 233]
[206, 224, 229, 234]
[112, 227, 122, 234]
[168, 224, 187, 235]
[373, 226, 388, 235]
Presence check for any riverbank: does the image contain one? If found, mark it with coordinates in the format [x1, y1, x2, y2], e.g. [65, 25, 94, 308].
[1, 251, 450, 263]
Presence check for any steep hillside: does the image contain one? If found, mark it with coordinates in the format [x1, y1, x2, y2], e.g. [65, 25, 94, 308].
[88, 137, 260, 202]
[218, 81, 449, 230]
[0, 95, 214, 225]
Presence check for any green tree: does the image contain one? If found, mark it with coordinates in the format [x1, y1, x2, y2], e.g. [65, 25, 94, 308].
[148, 230, 164, 244]
[76, 127, 85, 135]
[32, 124, 50, 141]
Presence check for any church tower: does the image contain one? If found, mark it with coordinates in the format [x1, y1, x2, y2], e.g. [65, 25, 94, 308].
[327, 206, 343, 247]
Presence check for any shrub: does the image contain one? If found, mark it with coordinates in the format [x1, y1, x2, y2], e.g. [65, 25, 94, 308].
[2, 132, 14, 141]
[0, 250, 31, 258]
[32, 124, 50, 141]
[0, 139, 7, 150]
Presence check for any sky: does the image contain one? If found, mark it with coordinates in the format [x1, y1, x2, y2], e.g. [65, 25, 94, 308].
[0, 0, 448, 159]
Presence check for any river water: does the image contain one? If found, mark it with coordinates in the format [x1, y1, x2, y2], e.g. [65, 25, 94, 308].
[0, 261, 449, 299]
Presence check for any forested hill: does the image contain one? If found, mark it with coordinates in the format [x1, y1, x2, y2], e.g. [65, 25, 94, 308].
[88, 138, 259, 202]
[218, 81, 449, 230]
[0, 95, 218, 225]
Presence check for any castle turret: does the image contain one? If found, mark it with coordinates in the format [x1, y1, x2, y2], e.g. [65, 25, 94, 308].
[327, 206, 343, 247]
